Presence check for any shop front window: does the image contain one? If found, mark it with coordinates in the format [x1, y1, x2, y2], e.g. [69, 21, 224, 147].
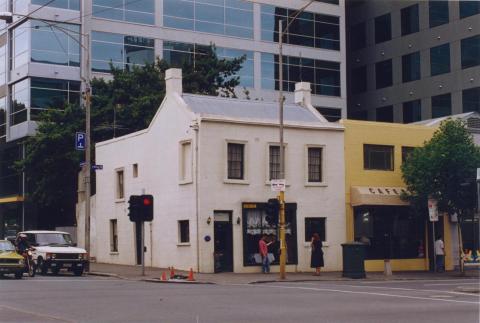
[242, 203, 297, 266]
[354, 206, 425, 260]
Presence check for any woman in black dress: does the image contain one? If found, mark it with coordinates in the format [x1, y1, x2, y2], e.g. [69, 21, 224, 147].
[310, 233, 324, 276]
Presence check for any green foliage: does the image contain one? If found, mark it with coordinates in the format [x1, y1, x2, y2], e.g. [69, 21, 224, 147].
[401, 119, 480, 218]
[16, 46, 245, 226]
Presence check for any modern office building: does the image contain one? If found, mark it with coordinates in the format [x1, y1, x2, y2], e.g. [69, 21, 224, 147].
[346, 0, 480, 123]
[0, 0, 346, 236]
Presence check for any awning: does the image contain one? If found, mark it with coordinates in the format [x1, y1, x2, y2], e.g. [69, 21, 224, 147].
[0, 196, 24, 204]
[351, 186, 409, 207]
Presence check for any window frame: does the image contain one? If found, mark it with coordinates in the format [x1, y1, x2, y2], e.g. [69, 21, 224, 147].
[178, 220, 190, 245]
[132, 163, 138, 178]
[305, 217, 326, 242]
[115, 168, 125, 200]
[461, 35, 480, 70]
[431, 93, 452, 118]
[374, 13, 391, 44]
[375, 59, 393, 89]
[430, 43, 451, 76]
[179, 139, 193, 184]
[402, 51, 421, 83]
[109, 219, 118, 253]
[401, 4, 420, 36]
[305, 145, 325, 186]
[429, 1, 449, 28]
[363, 144, 394, 171]
[225, 140, 248, 184]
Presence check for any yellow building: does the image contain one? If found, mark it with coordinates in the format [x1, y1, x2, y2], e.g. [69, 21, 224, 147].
[341, 120, 454, 272]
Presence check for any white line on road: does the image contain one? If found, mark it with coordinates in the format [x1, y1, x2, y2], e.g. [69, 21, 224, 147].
[425, 283, 477, 286]
[358, 278, 478, 284]
[0, 305, 74, 323]
[3, 279, 128, 282]
[237, 284, 479, 305]
[293, 282, 480, 297]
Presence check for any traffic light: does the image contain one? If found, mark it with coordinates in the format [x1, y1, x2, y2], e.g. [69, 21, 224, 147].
[265, 198, 279, 226]
[128, 195, 154, 222]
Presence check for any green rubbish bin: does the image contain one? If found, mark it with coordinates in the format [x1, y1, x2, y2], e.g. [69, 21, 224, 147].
[341, 242, 366, 279]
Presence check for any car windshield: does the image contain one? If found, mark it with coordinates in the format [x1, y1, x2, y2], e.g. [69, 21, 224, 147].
[0, 241, 15, 252]
[35, 233, 73, 246]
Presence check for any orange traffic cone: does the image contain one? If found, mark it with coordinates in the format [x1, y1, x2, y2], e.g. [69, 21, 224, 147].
[161, 272, 167, 281]
[187, 268, 195, 281]
[170, 266, 175, 279]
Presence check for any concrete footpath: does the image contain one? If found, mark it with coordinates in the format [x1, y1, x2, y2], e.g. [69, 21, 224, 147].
[88, 262, 480, 288]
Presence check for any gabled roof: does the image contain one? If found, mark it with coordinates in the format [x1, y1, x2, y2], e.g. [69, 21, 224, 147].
[182, 93, 324, 124]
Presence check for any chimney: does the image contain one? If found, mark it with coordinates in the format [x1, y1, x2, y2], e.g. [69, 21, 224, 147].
[294, 82, 311, 107]
[165, 68, 183, 95]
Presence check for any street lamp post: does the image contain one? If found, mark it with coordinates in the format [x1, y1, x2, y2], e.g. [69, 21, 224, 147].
[277, 0, 314, 280]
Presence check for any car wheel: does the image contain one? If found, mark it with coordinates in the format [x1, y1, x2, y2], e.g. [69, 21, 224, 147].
[28, 262, 36, 277]
[14, 271, 23, 279]
[52, 267, 60, 275]
[73, 268, 84, 276]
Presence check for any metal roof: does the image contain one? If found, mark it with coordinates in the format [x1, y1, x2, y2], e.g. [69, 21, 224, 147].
[412, 112, 480, 126]
[182, 94, 322, 123]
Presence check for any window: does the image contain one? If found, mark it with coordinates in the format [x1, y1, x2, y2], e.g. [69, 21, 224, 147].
[227, 143, 244, 180]
[165, 0, 253, 39]
[305, 218, 326, 242]
[375, 59, 393, 89]
[375, 14, 391, 44]
[178, 220, 190, 243]
[307, 147, 323, 183]
[364, 144, 394, 171]
[402, 146, 415, 163]
[133, 164, 138, 178]
[261, 53, 340, 96]
[463, 87, 480, 113]
[0, 45, 5, 86]
[32, 0, 79, 10]
[431, 93, 451, 118]
[164, 42, 254, 88]
[30, 20, 80, 67]
[179, 141, 192, 182]
[352, 65, 367, 94]
[402, 52, 421, 83]
[376, 105, 393, 123]
[354, 206, 425, 260]
[116, 169, 124, 199]
[460, 1, 480, 19]
[260, 5, 340, 50]
[401, 4, 419, 36]
[93, 0, 154, 25]
[315, 107, 341, 122]
[350, 22, 366, 51]
[461, 35, 480, 69]
[349, 110, 368, 121]
[430, 43, 450, 76]
[269, 145, 280, 181]
[12, 22, 29, 69]
[403, 100, 422, 123]
[10, 79, 28, 125]
[92, 31, 155, 73]
[110, 219, 118, 252]
[429, 1, 449, 28]
[0, 97, 6, 143]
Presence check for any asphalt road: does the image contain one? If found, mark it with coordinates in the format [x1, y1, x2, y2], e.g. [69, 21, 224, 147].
[0, 274, 478, 323]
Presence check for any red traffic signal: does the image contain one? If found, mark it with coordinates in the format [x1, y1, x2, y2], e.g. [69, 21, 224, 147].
[143, 197, 152, 206]
[128, 195, 154, 222]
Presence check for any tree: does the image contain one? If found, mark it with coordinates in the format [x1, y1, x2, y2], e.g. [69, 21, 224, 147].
[16, 46, 245, 228]
[401, 119, 480, 272]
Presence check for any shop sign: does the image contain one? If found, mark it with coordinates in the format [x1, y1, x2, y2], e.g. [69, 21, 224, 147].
[428, 198, 438, 222]
[243, 203, 257, 209]
[271, 179, 286, 192]
[367, 187, 406, 195]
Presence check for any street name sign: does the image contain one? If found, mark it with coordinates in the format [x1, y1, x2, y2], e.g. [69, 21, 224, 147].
[271, 179, 286, 192]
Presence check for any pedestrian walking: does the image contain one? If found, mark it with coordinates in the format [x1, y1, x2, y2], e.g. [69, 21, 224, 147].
[435, 235, 445, 272]
[310, 233, 324, 276]
[259, 235, 272, 273]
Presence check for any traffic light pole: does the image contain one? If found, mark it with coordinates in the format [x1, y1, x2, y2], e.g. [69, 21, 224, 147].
[141, 221, 145, 276]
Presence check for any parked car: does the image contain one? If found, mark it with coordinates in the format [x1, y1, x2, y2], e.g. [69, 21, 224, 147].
[0, 240, 24, 279]
[18, 231, 88, 276]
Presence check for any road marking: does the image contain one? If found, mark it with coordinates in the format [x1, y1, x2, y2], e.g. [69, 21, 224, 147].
[0, 305, 74, 323]
[425, 282, 476, 286]
[358, 278, 478, 284]
[295, 282, 480, 297]
[430, 295, 453, 298]
[238, 284, 480, 305]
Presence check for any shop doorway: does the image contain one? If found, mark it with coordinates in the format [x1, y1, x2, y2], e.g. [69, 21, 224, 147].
[214, 211, 233, 273]
[135, 222, 142, 265]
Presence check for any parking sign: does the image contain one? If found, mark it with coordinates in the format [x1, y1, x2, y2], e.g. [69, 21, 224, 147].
[75, 132, 86, 150]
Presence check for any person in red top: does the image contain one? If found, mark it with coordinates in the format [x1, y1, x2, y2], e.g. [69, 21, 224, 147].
[259, 235, 272, 273]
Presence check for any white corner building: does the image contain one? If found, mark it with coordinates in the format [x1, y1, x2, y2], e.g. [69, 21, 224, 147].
[88, 68, 345, 273]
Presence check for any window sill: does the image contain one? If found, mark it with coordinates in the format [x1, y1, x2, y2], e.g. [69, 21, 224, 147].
[177, 243, 191, 247]
[110, 252, 119, 255]
[115, 198, 125, 203]
[178, 179, 193, 185]
[224, 179, 249, 185]
[304, 182, 328, 187]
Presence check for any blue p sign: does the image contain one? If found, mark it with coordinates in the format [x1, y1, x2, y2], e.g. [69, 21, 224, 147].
[76, 132, 86, 150]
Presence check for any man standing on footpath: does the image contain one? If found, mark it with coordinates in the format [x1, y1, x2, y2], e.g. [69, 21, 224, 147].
[435, 235, 445, 272]
[259, 235, 272, 274]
